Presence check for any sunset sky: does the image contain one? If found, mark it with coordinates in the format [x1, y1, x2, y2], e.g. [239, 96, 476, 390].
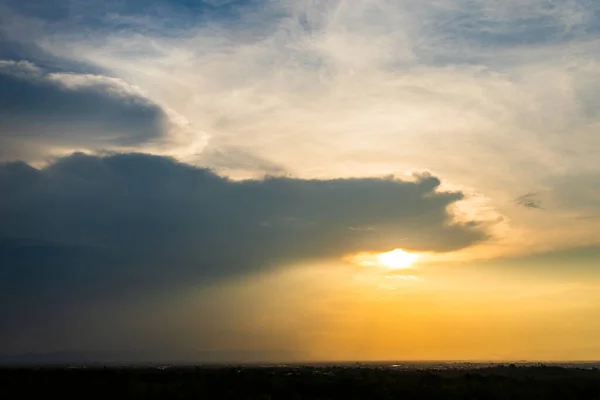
[1, 0, 599, 362]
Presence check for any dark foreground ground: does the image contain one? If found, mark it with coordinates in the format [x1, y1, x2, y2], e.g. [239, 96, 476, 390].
[1, 364, 599, 399]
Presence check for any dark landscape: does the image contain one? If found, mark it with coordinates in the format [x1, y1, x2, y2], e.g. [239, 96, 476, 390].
[1, 364, 599, 399]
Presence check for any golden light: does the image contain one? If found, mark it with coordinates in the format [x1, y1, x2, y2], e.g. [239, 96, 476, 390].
[346, 249, 419, 270]
[377, 249, 418, 269]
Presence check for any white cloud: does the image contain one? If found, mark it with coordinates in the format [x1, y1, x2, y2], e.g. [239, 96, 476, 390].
[3, 0, 600, 253]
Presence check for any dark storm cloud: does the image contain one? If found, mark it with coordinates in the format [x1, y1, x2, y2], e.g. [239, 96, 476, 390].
[0, 60, 168, 160]
[0, 153, 488, 335]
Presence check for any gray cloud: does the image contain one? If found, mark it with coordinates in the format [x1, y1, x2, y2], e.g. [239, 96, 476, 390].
[515, 192, 543, 209]
[0, 60, 169, 160]
[0, 152, 488, 346]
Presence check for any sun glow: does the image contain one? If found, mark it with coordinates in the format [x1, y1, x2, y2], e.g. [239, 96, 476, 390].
[377, 249, 419, 269]
[346, 249, 419, 270]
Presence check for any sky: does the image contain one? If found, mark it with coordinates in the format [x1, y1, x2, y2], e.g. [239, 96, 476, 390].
[0, 0, 599, 362]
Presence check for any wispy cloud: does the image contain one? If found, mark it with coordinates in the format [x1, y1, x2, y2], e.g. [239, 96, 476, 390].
[1, 0, 600, 250]
[515, 192, 543, 209]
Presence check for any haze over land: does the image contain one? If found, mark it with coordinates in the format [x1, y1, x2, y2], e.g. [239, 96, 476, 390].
[0, 0, 599, 362]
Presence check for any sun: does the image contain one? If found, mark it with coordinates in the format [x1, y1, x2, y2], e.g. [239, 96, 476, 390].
[345, 248, 420, 270]
[377, 249, 418, 269]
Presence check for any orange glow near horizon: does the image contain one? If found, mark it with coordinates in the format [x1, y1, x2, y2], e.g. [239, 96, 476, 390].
[184, 259, 600, 362]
